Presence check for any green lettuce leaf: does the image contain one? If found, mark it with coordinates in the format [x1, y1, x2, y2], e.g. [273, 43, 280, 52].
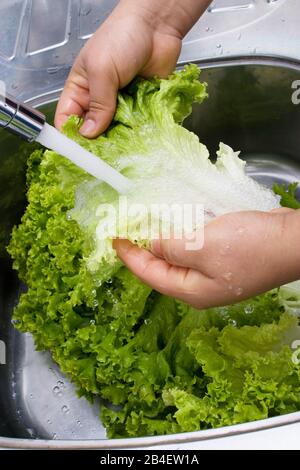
[7, 65, 300, 438]
[273, 182, 300, 209]
[63, 65, 279, 273]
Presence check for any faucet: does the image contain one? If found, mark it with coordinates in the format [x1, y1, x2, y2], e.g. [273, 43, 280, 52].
[0, 93, 45, 142]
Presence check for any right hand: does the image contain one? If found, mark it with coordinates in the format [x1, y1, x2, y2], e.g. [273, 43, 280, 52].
[54, 0, 211, 137]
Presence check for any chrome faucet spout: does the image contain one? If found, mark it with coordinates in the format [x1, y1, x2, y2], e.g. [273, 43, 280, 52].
[0, 93, 45, 142]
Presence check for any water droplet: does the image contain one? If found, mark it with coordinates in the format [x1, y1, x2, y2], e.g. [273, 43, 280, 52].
[47, 66, 59, 74]
[205, 27, 210, 32]
[52, 385, 63, 397]
[66, 213, 72, 221]
[216, 44, 222, 48]
[52, 433, 57, 440]
[219, 306, 229, 316]
[61, 405, 70, 414]
[11, 82, 18, 90]
[245, 304, 254, 315]
[27, 428, 35, 437]
[29, 393, 34, 399]
[222, 272, 233, 282]
[47, 418, 52, 424]
[80, 6, 92, 16]
[229, 319, 237, 327]
[220, 244, 231, 255]
[235, 287, 244, 296]
[12, 391, 17, 399]
[57, 380, 65, 388]
[77, 420, 82, 427]
[237, 33, 242, 40]
[90, 319, 96, 325]
[107, 278, 112, 284]
[144, 318, 152, 325]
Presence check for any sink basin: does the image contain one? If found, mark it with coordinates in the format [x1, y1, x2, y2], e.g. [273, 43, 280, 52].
[1, 59, 300, 449]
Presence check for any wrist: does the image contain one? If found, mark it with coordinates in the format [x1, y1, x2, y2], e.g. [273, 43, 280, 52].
[269, 210, 300, 285]
[118, 0, 212, 39]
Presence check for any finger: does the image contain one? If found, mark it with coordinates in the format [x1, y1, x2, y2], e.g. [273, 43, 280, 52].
[54, 68, 90, 130]
[79, 59, 119, 138]
[271, 207, 294, 214]
[151, 235, 206, 271]
[113, 239, 212, 306]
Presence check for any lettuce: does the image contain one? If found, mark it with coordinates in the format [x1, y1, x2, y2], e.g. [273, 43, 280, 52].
[7, 65, 300, 438]
[273, 182, 300, 209]
[64, 65, 279, 273]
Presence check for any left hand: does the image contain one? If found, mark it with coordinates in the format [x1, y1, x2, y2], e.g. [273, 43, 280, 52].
[114, 209, 300, 309]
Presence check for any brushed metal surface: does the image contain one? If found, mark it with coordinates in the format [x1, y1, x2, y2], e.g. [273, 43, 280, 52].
[0, 0, 298, 102]
[1, 60, 300, 448]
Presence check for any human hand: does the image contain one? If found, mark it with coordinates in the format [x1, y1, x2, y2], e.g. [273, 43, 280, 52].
[114, 209, 300, 309]
[54, 0, 211, 137]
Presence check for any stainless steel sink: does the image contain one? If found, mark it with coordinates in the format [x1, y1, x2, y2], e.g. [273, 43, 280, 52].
[1, 58, 300, 449]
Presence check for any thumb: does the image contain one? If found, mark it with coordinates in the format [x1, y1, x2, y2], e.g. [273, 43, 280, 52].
[151, 233, 204, 270]
[113, 238, 212, 308]
[80, 63, 119, 138]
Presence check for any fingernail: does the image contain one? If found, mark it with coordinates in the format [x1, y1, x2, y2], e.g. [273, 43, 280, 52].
[80, 119, 96, 136]
[113, 239, 131, 254]
[151, 239, 162, 258]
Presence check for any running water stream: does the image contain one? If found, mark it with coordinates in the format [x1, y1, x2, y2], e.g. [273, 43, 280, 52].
[36, 123, 131, 194]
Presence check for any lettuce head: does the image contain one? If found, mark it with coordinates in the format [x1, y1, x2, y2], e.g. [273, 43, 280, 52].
[7, 64, 300, 438]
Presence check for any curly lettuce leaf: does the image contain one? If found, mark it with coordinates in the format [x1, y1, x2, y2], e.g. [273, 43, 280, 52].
[61, 65, 279, 273]
[273, 182, 300, 209]
[7, 65, 300, 439]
